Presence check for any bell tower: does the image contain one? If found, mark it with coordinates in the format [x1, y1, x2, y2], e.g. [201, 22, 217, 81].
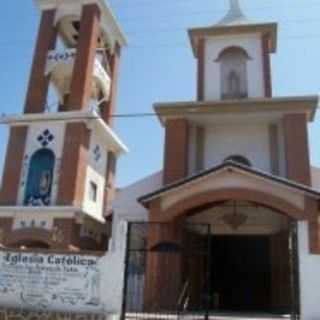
[189, 0, 277, 101]
[0, 0, 128, 250]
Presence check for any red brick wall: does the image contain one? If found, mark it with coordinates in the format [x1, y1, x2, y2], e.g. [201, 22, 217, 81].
[163, 119, 189, 185]
[283, 113, 311, 186]
[262, 34, 272, 98]
[0, 218, 13, 246]
[305, 196, 320, 254]
[54, 218, 81, 248]
[0, 127, 28, 205]
[197, 38, 205, 101]
[24, 9, 57, 114]
[67, 4, 101, 110]
[57, 123, 90, 206]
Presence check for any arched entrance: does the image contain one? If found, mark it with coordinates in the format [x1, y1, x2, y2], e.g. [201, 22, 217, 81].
[123, 185, 306, 319]
[185, 199, 297, 315]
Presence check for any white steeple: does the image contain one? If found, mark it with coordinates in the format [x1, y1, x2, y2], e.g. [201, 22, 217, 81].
[217, 0, 249, 26]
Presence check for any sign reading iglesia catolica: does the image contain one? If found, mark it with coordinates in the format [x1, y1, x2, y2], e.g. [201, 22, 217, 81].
[0, 251, 103, 311]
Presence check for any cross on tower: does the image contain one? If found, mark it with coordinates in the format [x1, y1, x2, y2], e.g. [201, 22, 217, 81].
[229, 0, 241, 12]
[217, 0, 246, 25]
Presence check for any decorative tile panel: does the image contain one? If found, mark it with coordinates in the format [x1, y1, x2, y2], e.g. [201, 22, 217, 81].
[37, 129, 55, 148]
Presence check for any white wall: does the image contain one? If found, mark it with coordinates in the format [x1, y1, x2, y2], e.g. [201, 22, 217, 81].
[203, 123, 271, 172]
[17, 122, 66, 206]
[111, 171, 162, 244]
[82, 131, 108, 222]
[298, 221, 320, 320]
[204, 33, 264, 100]
[0, 221, 128, 319]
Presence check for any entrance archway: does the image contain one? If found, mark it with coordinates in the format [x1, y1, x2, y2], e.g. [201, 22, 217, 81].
[186, 200, 297, 315]
[140, 187, 305, 318]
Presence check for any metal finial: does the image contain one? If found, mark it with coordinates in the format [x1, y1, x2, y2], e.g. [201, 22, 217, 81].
[217, 0, 247, 25]
[230, 0, 241, 12]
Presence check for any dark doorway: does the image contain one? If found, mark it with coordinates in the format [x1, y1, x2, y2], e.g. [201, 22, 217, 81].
[210, 236, 272, 312]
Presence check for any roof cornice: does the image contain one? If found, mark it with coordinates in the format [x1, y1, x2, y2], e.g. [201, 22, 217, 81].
[189, 22, 278, 57]
[139, 161, 320, 206]
[154, 95, 319, 125]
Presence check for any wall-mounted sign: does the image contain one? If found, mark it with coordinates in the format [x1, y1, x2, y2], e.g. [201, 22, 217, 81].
[0, 251, 104, 312]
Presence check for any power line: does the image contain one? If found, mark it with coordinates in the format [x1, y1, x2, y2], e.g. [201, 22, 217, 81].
[0, 97, 318, 125]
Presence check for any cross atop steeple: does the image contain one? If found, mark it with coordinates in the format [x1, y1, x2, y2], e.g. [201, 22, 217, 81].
[230, 0, 241, 12]
[217, 0, 248, 26]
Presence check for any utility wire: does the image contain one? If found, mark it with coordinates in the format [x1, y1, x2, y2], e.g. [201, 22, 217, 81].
[1, 96, 319, 125]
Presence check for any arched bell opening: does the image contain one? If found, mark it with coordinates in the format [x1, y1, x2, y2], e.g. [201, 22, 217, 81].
[216, 46, 251, 100]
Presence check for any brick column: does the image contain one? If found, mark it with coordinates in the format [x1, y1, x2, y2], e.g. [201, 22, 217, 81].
[101, 44, 121, 126]
[67, 4, 101, 110]
[104, 151, 117, 216]
[0, 126, 28, 205]
[197, 38, 205, 101]
[163, 119, 189, 185]
[283, 113, 311, 186]
[262, 34, 272, 97]
[145, 202, 183, 311]
[24, 9, 57, 114]
[57, 123, 90, 206]
[305, 196, 320, 254]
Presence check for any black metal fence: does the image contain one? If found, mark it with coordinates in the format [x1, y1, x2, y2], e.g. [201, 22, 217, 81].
[121, 221, 300, 320]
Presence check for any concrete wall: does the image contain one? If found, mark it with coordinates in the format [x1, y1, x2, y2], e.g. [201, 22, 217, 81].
[111, 171, 162, 240]
[82, 132, 108, 222]
[203, 123, 271, 172]
[204, 34, 264, 100]
[298, 221, 320, 320]
[0, 221, 128, 318]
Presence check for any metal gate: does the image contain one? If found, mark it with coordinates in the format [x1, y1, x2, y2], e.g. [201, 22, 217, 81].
[289, 221, 301, 320]
[121, 221, 300, 320]
[121, 222, 211, 320]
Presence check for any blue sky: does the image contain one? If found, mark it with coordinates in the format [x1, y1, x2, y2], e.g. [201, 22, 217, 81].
[0, 0, 319, 187]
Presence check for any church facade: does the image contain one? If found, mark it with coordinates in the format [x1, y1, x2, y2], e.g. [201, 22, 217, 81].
[0, 1, 320, 320]
[113, 1, 320, 320]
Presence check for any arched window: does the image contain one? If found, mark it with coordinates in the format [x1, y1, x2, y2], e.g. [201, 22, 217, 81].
[217, 46, 250, 100]
[24, 149, 55, 206]
[224, 155, 252, 167]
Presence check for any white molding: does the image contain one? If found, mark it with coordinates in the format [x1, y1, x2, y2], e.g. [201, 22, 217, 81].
[0, 206, 77, 218]
[0, 206, 106, 223]
[0, 111, 128, 155]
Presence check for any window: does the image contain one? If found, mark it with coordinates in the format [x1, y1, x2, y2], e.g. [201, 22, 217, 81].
[217, 46, 250, 100]
[224, 155, 252, 167]
[89, 181, 98, 202]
